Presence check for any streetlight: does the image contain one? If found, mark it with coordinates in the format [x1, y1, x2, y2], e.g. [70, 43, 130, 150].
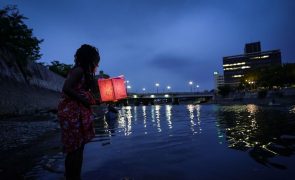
[167, 86, 171, 92]
[196, 84, 199, 93]
[125, 80, 130, 90]
[142, 88, 146, 93]
[155, 83, 160, 93]
[189, 81, 193, 92]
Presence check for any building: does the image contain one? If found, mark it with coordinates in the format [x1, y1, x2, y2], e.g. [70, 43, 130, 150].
[213, 71, 224, 90]
[223, 42, 281, 86]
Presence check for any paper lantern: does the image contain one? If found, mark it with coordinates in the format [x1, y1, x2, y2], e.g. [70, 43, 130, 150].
[98, 76, 127, 102]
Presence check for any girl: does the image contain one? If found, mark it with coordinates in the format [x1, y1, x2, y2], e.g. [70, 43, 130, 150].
[58, 44, 100, 180]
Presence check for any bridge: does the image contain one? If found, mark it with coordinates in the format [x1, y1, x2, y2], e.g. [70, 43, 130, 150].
[119, 92, 214, 106]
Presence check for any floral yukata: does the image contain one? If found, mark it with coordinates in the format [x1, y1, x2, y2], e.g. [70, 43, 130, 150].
[58, 75, 95, 153]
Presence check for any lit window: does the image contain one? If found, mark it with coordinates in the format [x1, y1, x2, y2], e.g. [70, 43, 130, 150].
[223, 62, 246, 67]
[250, 55, 269, 60]
[241, 66, 250, 69]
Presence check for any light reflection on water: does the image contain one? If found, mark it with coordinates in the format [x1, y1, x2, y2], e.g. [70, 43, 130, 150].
[109, 104, 204, 136]
[217, 104, 295, 170]
[88, 104, 295, 179]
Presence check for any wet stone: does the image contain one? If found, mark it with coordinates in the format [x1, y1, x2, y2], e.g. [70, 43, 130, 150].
[25, 152, 65, 179]
[0, 118, 59, 152]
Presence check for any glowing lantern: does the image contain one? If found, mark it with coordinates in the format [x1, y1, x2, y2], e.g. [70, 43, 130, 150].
[98, 76, 127, 102]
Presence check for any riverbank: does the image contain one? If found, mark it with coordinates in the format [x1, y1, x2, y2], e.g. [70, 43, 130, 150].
[0, 105, 108, 179]
[0, 113, 62, 179]
[213, 95, 295, 106]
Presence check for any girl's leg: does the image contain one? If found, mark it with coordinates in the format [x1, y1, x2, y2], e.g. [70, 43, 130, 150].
[65, 144, 85, 180]
[77, 144, 85, 177]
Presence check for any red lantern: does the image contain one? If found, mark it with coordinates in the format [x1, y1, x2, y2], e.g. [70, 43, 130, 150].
[98, 76, 127, 102]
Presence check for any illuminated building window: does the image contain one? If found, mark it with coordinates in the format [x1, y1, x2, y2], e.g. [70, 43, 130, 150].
[224, 62, 244, 67]
[241, 66, 250, 69]
[224, 65, 251, 71]
[233, 75, 243, 78]
[223, 62, 246, 67]
[250, 55, 270, 60]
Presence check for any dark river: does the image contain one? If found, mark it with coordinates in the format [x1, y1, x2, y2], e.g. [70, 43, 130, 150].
[80, 104, 295, 179]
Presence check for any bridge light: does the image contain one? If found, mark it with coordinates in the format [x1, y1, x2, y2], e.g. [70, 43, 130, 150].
[127, 85, 131, 89]
[164, 94, 169, 98]
[133, 95, 138, 98]
[150, 94, 155, 98]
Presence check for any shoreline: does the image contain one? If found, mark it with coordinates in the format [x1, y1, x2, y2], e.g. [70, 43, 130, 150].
[212, 95, 295, 106]
[0, 114, 62, 179]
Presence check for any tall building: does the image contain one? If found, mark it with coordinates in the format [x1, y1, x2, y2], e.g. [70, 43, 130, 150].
[223, 42, 281, 86]
[213, 71, 224, 90]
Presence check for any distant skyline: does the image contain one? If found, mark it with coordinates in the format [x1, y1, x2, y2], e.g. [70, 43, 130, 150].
[1, 0, 295, 92]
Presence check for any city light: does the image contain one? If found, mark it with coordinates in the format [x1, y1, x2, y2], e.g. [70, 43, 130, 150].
[155, 83, 160, 93]
[189, 81, 193, 92]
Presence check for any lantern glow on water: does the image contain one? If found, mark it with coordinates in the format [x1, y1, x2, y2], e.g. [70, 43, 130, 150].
[98, 76, 127, 102]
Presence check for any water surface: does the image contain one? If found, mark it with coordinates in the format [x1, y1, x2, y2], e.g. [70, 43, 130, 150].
[83, 104, 295, 179]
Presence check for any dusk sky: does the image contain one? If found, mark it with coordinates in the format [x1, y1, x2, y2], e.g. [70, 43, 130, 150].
[1, 0, 295, 92]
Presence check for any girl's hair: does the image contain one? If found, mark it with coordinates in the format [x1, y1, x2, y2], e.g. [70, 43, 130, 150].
[74, 44, 100, 90]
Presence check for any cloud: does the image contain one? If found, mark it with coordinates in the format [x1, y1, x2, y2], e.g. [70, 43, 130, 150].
[148, 54, 195, 71]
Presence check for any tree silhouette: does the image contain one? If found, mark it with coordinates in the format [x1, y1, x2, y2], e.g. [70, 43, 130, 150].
[218, 85, 232, 97]
[240, 64, 295, 90]
[0, 5, 43, 70]
[48, 60, 73, 78]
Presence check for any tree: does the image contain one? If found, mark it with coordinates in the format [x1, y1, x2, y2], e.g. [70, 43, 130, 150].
[0, 5, 43, 64]
[218, 85, 232, 97]
[48, 60, 73, 78]
[240, 64, 295, 89]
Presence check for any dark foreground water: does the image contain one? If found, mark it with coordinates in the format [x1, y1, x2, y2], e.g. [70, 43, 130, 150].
[27, 104, 295, 179]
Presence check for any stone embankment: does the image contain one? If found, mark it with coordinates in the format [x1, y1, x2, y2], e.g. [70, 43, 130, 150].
[0, 48, 65, 116]
[0, 48, 66, 178]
